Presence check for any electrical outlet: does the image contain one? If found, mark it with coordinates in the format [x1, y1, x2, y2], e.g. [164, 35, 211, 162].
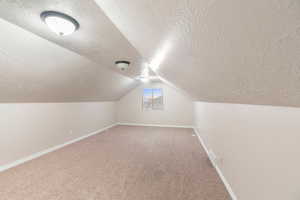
[69, 130, 73, 135]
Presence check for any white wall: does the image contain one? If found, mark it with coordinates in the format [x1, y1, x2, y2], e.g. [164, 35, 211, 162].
[117, 82, 193, 127]
[194, 102, 300, 200]
[0, 102, 116, 166]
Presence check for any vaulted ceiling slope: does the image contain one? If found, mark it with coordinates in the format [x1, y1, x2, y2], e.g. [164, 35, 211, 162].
[0, 18, 138, 102]
[95, 0, 300, 107]
[1, 0, 300, 106]
[0, 0, 146, 78]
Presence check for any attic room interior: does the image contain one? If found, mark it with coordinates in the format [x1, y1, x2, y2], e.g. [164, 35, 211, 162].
[0, 0, 299, 199]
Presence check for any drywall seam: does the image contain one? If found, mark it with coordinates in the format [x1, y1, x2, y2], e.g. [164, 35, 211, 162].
[117, 122, 193, 128]
[193, 128, 238, 200]
[0, 123, 117, 173]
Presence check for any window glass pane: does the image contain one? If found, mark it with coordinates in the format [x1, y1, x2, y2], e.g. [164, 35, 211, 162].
[143, 88, 152, 110]
[152, 88, 163, 110]
[142, 88, 164, 110]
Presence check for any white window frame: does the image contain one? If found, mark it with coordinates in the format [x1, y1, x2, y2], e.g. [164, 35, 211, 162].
[142, 88, 164, 110]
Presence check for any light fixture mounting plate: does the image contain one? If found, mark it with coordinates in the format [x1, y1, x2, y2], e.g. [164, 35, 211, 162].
[115, 60, 131, 71]
[115, 61, 130, 65]
[40, 11, 80, 31]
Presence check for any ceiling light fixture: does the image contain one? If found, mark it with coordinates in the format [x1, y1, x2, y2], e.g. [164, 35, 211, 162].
[115, 60, 130, 71]
[41, 11, 80, 36]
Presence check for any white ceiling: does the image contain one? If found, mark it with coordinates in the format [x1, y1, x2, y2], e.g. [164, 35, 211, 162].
[0, 0, 144, 78]
[95, 0, 300, 107]
[0, 18, 138, 102]
[1, 0, 300, 106]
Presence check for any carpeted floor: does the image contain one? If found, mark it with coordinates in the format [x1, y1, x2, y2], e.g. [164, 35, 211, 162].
[0, 125, 230, 200]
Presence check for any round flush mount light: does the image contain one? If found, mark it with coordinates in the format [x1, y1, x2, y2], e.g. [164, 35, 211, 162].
[115, 60, 130, 71]
[40, 11, 79, 36]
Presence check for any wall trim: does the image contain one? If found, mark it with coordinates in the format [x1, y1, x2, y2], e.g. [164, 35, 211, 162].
[0, 123, 117, 173]
[193, 128, 238, 200]
[0, 123, 235, 200]
[117, 122, 193, 129]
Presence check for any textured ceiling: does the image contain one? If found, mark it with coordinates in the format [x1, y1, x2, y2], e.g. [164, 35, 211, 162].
[0, 18, 138, 102]
[1, 0, 300, 106]
[0, 0, 144, 78]
[94, 0, 300, 107]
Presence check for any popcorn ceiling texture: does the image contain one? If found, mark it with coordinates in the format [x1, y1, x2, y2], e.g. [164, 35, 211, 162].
[0, 18, 138, 102]
[95, 0, 300, 107]
[1, 0, 299, 106]
[0, 0, 144, 78]
[0, 0, 141, 102]
[0, 125, 230, 200]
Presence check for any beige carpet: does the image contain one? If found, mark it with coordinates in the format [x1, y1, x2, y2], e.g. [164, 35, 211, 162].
[0, 125, 230, 200]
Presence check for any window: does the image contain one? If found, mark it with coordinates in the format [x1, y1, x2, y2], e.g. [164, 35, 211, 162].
[143, 88, 164, 110]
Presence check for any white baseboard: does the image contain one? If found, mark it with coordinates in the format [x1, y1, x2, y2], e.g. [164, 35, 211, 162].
[117, 122, 193, 129]
[0, 123, 117, 173]
[193, 128, 238, 200]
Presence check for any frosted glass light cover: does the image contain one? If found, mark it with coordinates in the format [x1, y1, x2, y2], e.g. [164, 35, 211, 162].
[45, 16, 76, 36]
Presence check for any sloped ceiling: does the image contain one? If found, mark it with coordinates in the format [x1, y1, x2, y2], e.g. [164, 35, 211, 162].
[1, 0, 300, 106]
[0, 0, 145, 78]
[94, 0, 300, 107]
[0, 18, 138, 102]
